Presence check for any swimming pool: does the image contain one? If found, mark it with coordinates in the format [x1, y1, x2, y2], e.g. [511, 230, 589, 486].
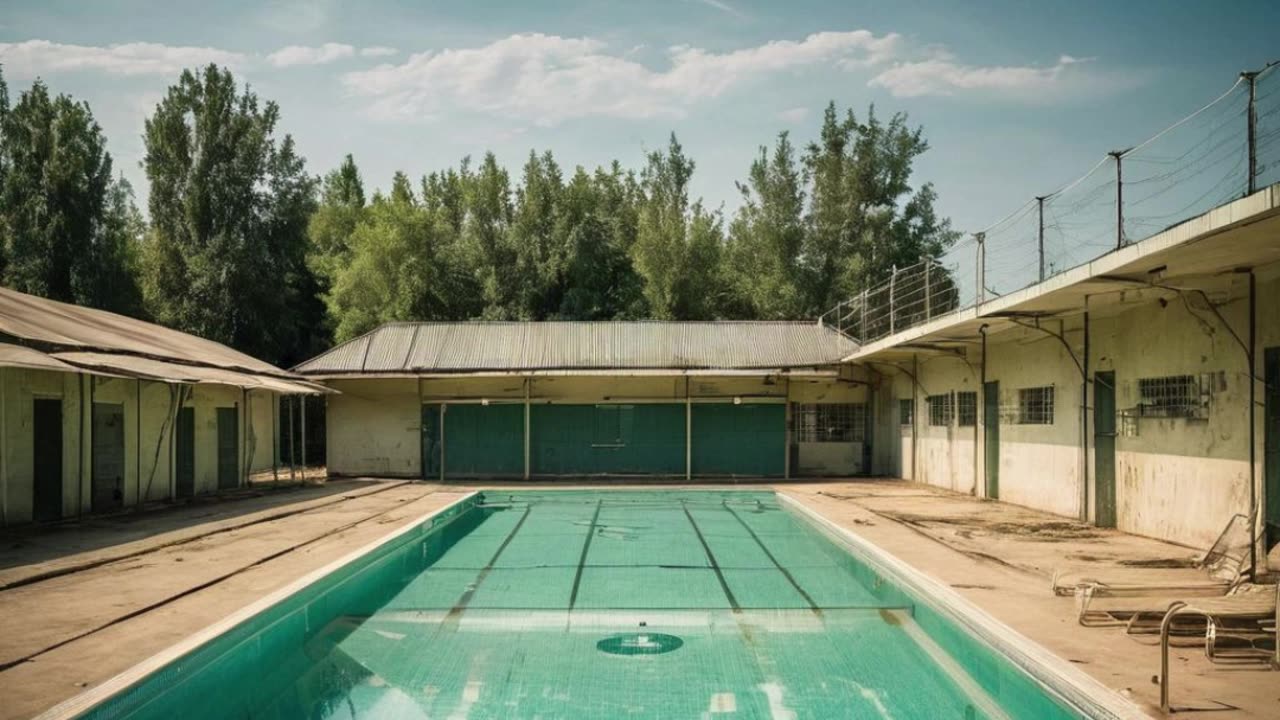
[48, 490, 1138, 719]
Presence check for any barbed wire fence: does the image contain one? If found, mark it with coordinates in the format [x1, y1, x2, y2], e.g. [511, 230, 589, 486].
[822, 62, 1279, 345]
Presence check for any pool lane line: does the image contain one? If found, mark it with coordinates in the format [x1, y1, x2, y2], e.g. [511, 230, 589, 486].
[721, 500, 821, 614]
[0, 486, 442, 674]
[567, 499, 603, 610]
[442, 503, 533, 623]
[680, 500, 741, 612]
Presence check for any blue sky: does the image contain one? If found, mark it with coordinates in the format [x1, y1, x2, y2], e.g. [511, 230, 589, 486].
[0, 0, 1276, 233]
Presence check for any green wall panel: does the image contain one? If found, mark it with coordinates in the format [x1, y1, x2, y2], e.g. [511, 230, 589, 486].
[531, 404, 685, 475]
[691, 403, 785, 477]
[444, 404, 524, 477]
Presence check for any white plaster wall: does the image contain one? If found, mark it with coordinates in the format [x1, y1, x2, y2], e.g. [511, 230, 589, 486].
[326, 378, 421, 477]
[915, 355, 980, 495]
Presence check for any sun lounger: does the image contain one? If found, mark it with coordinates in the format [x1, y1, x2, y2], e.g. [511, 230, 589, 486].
[1075, 582, 1271, 630]
[1051, 512, 1252, 597]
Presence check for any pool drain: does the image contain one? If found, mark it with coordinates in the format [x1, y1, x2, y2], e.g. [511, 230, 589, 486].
[596, 633, 683, 656]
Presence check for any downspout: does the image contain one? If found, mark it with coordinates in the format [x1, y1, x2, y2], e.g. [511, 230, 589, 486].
[911, 354, 919, 483]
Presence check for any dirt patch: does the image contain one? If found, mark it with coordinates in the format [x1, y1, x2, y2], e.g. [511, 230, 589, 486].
[883, 513, 1104, 541]
[1118, 557, 1198, 569]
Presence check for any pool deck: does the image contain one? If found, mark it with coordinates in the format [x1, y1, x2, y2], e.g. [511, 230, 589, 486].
[0, 476, 1274, 719]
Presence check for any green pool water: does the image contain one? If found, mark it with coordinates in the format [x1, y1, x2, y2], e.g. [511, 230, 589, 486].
[81, 491, 1088, 719]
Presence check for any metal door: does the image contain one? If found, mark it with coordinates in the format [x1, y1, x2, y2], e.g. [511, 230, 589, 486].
[33, 398, 63, 521]
[216, 407, 239, 490]
[422, 403, 442, 479]
[176, 407, 195, 498]
[983, 382, 999, 499]
[92, 403, 126, 512]
[1094, 371, 1117, 528]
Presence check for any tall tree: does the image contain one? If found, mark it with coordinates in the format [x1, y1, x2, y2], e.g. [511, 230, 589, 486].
[0, 74, 143, 313]
[801, 103, 958, 316]
[308, 154, 366, 288]
[558, 163, 646, 319]
[462, 152, 515, 318]
[632, 134, 726, 319]
[509, 150, 566, 319]
[141, 64, 319, 364]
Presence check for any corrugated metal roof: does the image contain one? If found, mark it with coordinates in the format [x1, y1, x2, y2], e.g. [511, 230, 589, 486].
[295, 321, 858, 375]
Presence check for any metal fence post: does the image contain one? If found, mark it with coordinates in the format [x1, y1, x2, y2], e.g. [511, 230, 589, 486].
[923, 257, 932, 320]
[859, 289, 868, 340]
[889, 265, 898, 335]
[1110, 150, 1125, 249]
[975, 233, 986, 305]
[1035, 196, 1047, 281]
[1243, 70, 1259, 195]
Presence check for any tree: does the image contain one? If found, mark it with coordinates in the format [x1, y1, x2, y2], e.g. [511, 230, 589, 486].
[0, 74, 143, 314]
[462, 152, 515, 318]
[800, 103, 958, 316]
[509, 150, 566, 319]
[558, 163, 647, 319]
[140, 64, 319, 365]
[632, 134, 726, 319]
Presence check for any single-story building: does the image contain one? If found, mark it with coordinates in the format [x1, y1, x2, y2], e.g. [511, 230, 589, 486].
[0, 287, 323, 526]
[293, 321, 869, 480]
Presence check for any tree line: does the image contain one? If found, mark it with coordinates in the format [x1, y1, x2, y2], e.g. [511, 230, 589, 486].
[0, 63, 958, 367]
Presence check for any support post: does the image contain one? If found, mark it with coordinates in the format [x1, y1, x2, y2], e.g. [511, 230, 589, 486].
[859, 289, 868, 340]
[888, 265, 898, 335]
[1082, 308, 1091, 523]
[288, 395, 296, 483]
[136, 378, 142, 506]
[783, 377, 792, 481]
[923, 257, 932, 320]
[1243, 70, 1259, 195]
[301, 393, 308, 479]
[523, 377, 531, 480]
[1109, 150, 1125, 249]
[1, 368, 6, 526]
[975, 233, 986, 304]
[1247, 270, 1258, 576]
[1035, 196, 1047, 281]
[272, 392, 278, 483]
[685, 377, 692, 482]
[439, 404, 446, 483]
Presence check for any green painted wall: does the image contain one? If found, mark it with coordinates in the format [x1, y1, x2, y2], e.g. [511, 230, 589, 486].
[691, 404, 785, 476]
[531, 404, 684, 475]
[444, 403, 524, 477]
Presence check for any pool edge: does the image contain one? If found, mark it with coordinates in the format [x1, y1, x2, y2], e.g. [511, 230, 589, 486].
[33, 490, 482, 720]
[777, 492, 1151, 720]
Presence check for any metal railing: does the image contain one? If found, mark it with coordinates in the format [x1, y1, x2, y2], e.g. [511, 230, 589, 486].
[823, 62, 1279, 345]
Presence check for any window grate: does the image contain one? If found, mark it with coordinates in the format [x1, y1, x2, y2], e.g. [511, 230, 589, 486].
[927, 394, 954, 426]
[957, 391, 977, 426]
[898, 398, 913, 426]
[795, 403, 866, 442]
[1017, 386, 1054, 425]
[1136, 375, 1209, 419]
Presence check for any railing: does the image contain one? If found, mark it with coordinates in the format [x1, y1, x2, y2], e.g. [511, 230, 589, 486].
[823, 62, 1279, 346]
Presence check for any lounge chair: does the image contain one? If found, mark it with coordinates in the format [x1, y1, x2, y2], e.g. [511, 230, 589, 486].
[1051, 512, 1253, 597]
[1075, 582, 1270, 629]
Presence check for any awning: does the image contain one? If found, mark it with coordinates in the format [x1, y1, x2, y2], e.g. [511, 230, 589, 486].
[0, 343, 82, 373]
[51, 352, 330, 395]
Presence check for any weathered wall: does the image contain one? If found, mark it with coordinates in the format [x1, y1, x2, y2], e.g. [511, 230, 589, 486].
[326, 378, 421, 478]
[1, 371, 282, 525]
[914, 354, 980, 495]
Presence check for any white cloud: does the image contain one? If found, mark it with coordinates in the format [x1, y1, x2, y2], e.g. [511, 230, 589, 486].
[869, 54, 1093, 98]
[360, 46, 399, 58]
[777, 107, 809, 123]
[0, 40, 247, 76]
[267, 43, 356, 67]
[341, 31, 902, 124]
[690, 0, 747, 19]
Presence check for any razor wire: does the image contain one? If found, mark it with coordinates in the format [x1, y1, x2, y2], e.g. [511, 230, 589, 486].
[824, 64, 1279, 345]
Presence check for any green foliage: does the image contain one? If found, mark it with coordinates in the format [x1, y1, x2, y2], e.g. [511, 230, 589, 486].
[0, 70, 143, 315]
[140, 64, 320, 365]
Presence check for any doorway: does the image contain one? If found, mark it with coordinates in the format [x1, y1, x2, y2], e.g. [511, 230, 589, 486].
[92, 403, 126, 512]
[33, 398, 63, 521]
[1094, 371, 1117, 528]
[176, 406, 195, 498]
[216, 407, 239, 490]
[983, 381, 1000, 499]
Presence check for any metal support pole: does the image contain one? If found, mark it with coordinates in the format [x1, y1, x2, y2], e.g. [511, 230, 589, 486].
[523, 377, 531, 480]
[1110, 151, 1125, 249]
[923, 257, 932, 320]
[1159, 602, 1188, 713]
[1035, 196, 1047, 281]
[136, 378, 141, 506]
[288, 395, 296, 483]
[272, 392, 278, 483]
[859, 289, 868, 340]
[888, 265, 898, 335]
[1082, 309, 1091, 523]
[439, 404, 446, 482]
[685, 378, 692, 482]
[975, 233, 986, 304]
[783, 377, 792, 481]
[1243, 70, 1258, 196]
[301, 393, 308, 479]
[1247, 270, 1258, 576]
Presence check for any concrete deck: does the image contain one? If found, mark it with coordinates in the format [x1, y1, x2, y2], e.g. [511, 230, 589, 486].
[0, 477, 1274, 718]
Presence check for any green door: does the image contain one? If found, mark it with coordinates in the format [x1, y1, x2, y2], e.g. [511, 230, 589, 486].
[216, 407, 239, 490]
[421, 404, 442, 480]
[531, 404, 684, 476]
[983, 381, 999, 499]
[92, 403, 126, 512]
[176, 407, 195, 498]
[1265, 347, 1280, 550]
[444, 404, 524, 477]
[691, 403, 785, 476]
[1094, 371, 1117, 528]
[33, 398, 63, 522]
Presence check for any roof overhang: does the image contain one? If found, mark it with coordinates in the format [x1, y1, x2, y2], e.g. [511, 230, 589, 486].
[844, 184, 1280, 365]
[302, 367, 844, 381]
[53, 351, 333, 394]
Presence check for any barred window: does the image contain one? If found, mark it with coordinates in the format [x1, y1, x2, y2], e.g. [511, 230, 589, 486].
[927, 394, 954, 426]
[898, 398, 913, 426]
[1137, 375, 1207, 419]
[957, 391, 977, 426]
[1017, 386, 1054, 425]
[795, 403, 866, 442]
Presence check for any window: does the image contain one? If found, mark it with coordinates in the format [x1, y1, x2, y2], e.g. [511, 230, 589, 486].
[898, 398, 913, 426]
[1017, 386, 1054, 425]
[794, 403, 866, 442]
[1137, 375, 1208, 419]
[927, 394, 954, 426]
[957, 391, 977, 426]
